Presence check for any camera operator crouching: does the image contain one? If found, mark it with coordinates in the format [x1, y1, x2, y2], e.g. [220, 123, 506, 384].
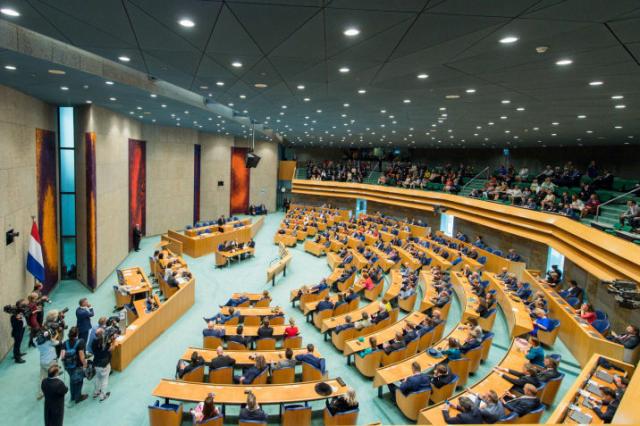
[90, 319, 118, 401]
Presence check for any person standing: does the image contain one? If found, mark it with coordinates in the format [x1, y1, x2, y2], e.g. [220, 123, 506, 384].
[10, 299, 27, 363]
[91, 328, 115, 401]
[132, 224, 142, 252]
[60, 326, 88, 404]
[42, 365, 68, 426]
[35, 324, 59, 400]
[75, 298, 94, 344]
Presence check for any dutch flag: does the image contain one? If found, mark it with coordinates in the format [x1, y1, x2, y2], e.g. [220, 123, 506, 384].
[27, 220, 45, 283]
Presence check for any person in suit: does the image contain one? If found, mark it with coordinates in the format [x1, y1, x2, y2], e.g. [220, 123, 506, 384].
[209, 346, 236, 370]
[430, 364, 456, 388]
[176, 351, 205, 379]
[470, 390, 506, 423]
[316, 296, 335, 313]
[334, 316, 355, 335]
[227, 325, 251, 348]
[494, 363, 541, 395]
[235, 355, 267, 384]
[222, 295, 249, 307]
[501, 383, 542, 417]
[239, 391, 267, 422]
[591, 387, 619, 423]
[10, 299, 27, 363]
[42, 365, 68, 426]
[388, 361, 431, 402]
[132, 224, 142, 252]
[565, 280, 584, 301]
[371, 303, 390, 324]
[295, 344, 324, 371]
[203, 321, 226, 338]
[272, 348, 297, 370]
[204, 307, 240, 324]
[257, 319, 273, 338]
[431, 290, 451, 308]
[75, 298, 94, 344]
[442, 396, 484, 424]
[382, 332, 406, 355]
[608, 325, 640, 349]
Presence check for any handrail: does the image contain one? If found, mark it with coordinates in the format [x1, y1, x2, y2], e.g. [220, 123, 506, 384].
[595, 185, 640, 222]
[462, 166, 489, 190]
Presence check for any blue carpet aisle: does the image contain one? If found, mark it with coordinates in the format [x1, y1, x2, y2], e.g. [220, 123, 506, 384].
[0, 212, 579, 425]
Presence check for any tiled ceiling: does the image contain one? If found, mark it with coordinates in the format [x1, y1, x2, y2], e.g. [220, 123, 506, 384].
[1, 0, 639, 148]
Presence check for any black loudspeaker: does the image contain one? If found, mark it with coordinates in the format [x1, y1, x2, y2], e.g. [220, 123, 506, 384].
[245, 152, 261, 168]
[217, 181, 224, 187]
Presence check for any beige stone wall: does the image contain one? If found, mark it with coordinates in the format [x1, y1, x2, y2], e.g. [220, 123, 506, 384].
[143, 124, 197, 235]
[200, 133, 234, 220]
[0, 85, 56, 358]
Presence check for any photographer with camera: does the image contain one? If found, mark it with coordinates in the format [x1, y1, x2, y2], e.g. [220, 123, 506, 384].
[60, 326, 88, 404]
[35, 310, 62, 399]
[8, 299, 29, 363]
[27, 292, 44, 348]
[75, 298, 94, 344]
[91, 327, 115, 401]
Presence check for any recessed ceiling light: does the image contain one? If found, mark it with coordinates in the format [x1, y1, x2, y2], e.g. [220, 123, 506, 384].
[551, 133, 557, 136]
[161, 104, 167, 108]
[60, 86, 69, 91]
[136, 106, 142, 110]
[178, 18, 195, 27]
[4, 65, 17, 71]
[501, 100, 511, 104]
[403, 99, 411, 104]
[0, 8, 20, 17]
[216, 81, 224, 86]
[150, 94, 157, 98]
[614, 104, 626, 109]
[109, 97, 116, 101]
[344, 28, 360, 37]
[357, 89, 366, 94]
[499, 36, 519, 44]
[586, 130, 593, 134]
[552, 122, 559, 125]
[48, 69, 66, 75]
[536, 46, 549, 54]
[577, 115, 586, 119]
[105, 81, 114, 85]
[85, 100, 92, 104]
[231, 61, 242, 68]
[611, 95, 624, 100]
[556, 59, 573, 66]
[316, 109, 322, 113]
[343, 103, 350, 107]
[303, 97, 310, 102]
[614, 125, 623, 129]
[296, 84, 305, 90]
[465, 89, 476, 93]
[500, 116, 507, 119]
[516, 107, 525, 111]
[339, 67, 350, 73]
[417, 73, 429, 79]
[445, 95, 460, 99]
[254, 83, 267, 89]
[239, 94, 246, 99]
[281, 105, 287, 109]
[589, 81, 603, 86]
[118, 56, 130, 62]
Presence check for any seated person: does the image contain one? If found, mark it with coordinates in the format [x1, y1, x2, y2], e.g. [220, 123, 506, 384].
[227, 325, 251, 348]
[461, 329, 482, 354]
[507, 249, 521, 262]
[577, 302, 597, 324]
[326, 388, 358, 415]
[203, 307, 240, 324]
[316, 296, 335, 313]
[620, 200, 639, 226]
[523, 337, 545, 367]
[371, 303, 390, 324]
[467, 390, 505, 424]
[295, 344, 324, 372]
[354, 312, 371, 330]
[441, 396, 484, 424]
[203, 321, 225, 338]
[589, 387, 619, 423]
[440, 337, 462, 361]
[494, 363, 541, 395]
[284, 318, 299, 338]
[257, 319, 274, 338]
[564, 280, 584, 301]
[192, 393, 220, 424]
[358, 336, 379, 358]
[176, 351, 205, 379]
[344, 288, 359, 303]
[361, 272, 375, 291]
[608, 324, 640, 349]
[272, 347, 297, 370]
[402, 324, 418, 344]
[429, 364, 456, 388]
[382, 332, 406, 355]
[431, 290, 451, 308]
[239, 391, 267, 422]
[334, 315, 355, 335]
[531, 308, 555, 337]
[234, 355, 267, 384]
[209, 346, 236, 370]
[388, 361, 431, 403]
[501, 383, 542, 417]
[222, 294, 249, 307]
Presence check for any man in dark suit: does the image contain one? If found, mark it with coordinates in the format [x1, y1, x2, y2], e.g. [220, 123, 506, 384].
[495, 364, 541, 395]
[209, 347, 236, 370]
[382, 332, 406, 355]
[257, 319, 274, 338]
[442, 396, 484, 424]
[316, 296, 334, 313]
[227, 325, 251, 348]
[295, 344, 324, 371]
[502, 384, 541, 417]
[42, 365, 68, 426]
[203, 321, 226, 338]
[388, 361, 431, 402]
[565, 280, 584, 301]
[10, 300, 27, 363]
[132, 224, 142, 252]
[591, 387, 619, 423]
[430, 364, 456, 388]
[334, 316, 355, 335]
[608, 325, 640, 349]
[75, 298, 94, 344]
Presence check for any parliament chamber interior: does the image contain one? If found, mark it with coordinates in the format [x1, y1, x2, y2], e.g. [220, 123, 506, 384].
[1, 1, 640, 425]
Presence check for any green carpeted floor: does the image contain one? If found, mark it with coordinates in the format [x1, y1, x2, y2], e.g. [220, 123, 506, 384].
[0, 212, 579, 425]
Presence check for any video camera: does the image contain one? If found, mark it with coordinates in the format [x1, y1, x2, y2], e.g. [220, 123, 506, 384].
[3, 303, 30, 317]
[103, 316, 122, 341]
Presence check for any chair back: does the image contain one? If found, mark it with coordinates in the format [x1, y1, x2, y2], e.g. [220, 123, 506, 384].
[541, 373, 564, 405]
[270, 316, 285, 326]
[113, 286, 130, 309]
[251, 368, 269, 385]
[227, 341, 247, 351]
[282, 404, 311, 426]
[197, 415, 223, 426]
[513, 405, 544, 424]
[203, 336, 223, 350]
[271, 367, 295, 384]
[447, 358, 470, 388]
[480, 332, 494, 361]
[323, 407, 359, 426]
[477, 308, 497, 332]
[566, 297, 580, 308]
[430, 374, 458, 404]
[432, 321, 446, 342]
[417, 329, 435, 352]
[225, 317, 240, 326]
[364, 282, 383, 301]
[244, 316, 260, 327]
[283, 335, 302, 349]
[332, 302, 351, 317]
[148, 402, 183, 426]
[537, 321, 560, 347]
[313, 309, 333, 329]
[331, 327, 356, 352]
[239, 421, 267, 426]
[354, 350, 383, 377]
[396, 387, 431, 421]
[466, 345, 483, 373]
[592, 319, 610, 335]
[381, 347, 405, 366]
[496, 412, 518, 424]
[439, 302, 452, 320]
[181, 365, 205, 382]
[255, 338, 276, 350]
[405, 337, 419, 356]
[301, 361, 324, 381]
[398, 293, 417, 312]
[208, 366, 233, 384]
[254, 298, 270, 308]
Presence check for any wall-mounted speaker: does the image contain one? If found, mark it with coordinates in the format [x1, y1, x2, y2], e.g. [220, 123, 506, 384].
[245, 152, 261, 168]
[217, 181, 224, 187]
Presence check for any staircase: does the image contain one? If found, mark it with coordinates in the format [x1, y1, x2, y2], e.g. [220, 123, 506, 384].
[459, 179, 487, 196]
[364, 171, 381, 184]
[295, 167, 307, 179]
[581, 204, 627, 228]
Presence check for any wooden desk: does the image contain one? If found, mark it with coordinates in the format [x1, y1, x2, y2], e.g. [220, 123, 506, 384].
[214, 325, 288, 338]
[546, 353, 634, 424]
[215, 246, 255, 267]
[274, 233, 297, 247]
[112, 277, 195, 371]
[484, 272, 534, 338]
[382, 270, 403, 303]
[168, 220, 258, 258]
[344, 311, 426, 356]
[321, 301, 386, 334]
[219, 307, 282, 318]
[266, 252, 293, 286]
[520, 270, 624, 365]
[419, 271, 439, 312]
[409, 242, 453, 271]
[152, 378, 349, 405]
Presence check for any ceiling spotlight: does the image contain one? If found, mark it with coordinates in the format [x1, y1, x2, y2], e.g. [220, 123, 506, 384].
[417, 73, 429, 79]
[552, 122, 559, 125]
[161, 104, 167, 108]
[500, 116, 508, 119]
[4, 65, 17, 70]
[150, 94, 157, 98]
[614, 126, 623, 129]
[577, 115, 587, 119]
[303, 97, 310, 102]
[85, 100, 92, 104]
[48, 69, 66, 75]
[555, 58, 573, 66]
[465, 89, 476, 93]
[216, 81, 224, 86]
[403, 99, 411, 104]
[611, 95, 624, 99]
[357, 89, 366, 94]
[535, 46, 549, 54]
[60, 86, 69, 91]
[239, 94, 246, 99]
[178, 18, 195, 28]
[118, 56, 130, 62]
[614, 104, 626, 109]
[105, 81, 114, 85]
[501, 100, 511, 104]
[445, 95, 460, 99]
[231, 61, 243, 68]
[339, 67, 350, 73]
[499, 36, 518, 44]
[254, 83, 267, 88]
[344, 28, 360, 37]
[589, 81, 603, 86]
[0, 8, 20, 17]
[109, 97, 117, 101]
[516, 107, 525, 111]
